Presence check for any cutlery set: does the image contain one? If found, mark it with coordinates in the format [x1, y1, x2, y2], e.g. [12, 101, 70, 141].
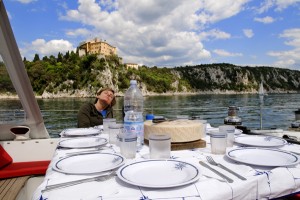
[199, 161, 234, 183]
[42, 171, 116, 193]
[199, 156, 247, 183]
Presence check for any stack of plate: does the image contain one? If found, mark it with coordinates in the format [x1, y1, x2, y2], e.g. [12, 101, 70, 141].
[61, 128, 101, 137]
[58, 137, 108, 149]
[53, 153, 125, 175]
[227, 135, 299, 167]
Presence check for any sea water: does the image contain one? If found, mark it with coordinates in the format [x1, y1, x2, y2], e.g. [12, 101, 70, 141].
[0, 93, 299, 137]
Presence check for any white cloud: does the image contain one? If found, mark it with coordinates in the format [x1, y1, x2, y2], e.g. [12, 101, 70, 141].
[20, 39, 75, 59]
[256, 0, 275, 13]
[256, 0, 300, 13]
[16, 0, 37, 4]
[198, 0, 250, 23]
[213, 49, 243, 57]
[200, 29, 231, 41]
[273, 59, 296, 67]
[280, 28, 300, 47]
[14, 0, 298, 67]
[254, 16, 275, 23]
[65, 28, 91, 37]
[274, 0, 300, 11]
[268, 28, 300, 67]
[243, 29, 254, 38]
[59, 0, 251, 66]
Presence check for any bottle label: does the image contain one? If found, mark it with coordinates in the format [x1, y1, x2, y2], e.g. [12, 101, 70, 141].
[124, 121, 144, 145]
[124, 121, 144, 135]
[124, 105, 143, 113]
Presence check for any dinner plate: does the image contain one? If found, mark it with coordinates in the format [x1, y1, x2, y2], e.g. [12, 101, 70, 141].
[206, 128, 243, 135]
[53, 153, 125, 174]
[62, 128, 101, 137]
[234, 135, 287, 147]
[226, 147, 300, 167]
[58, 137, 108, 149]
[117, 160, 201, 188]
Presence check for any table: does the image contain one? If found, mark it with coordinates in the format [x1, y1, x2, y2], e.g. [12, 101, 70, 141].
[32, 130, 300, 200]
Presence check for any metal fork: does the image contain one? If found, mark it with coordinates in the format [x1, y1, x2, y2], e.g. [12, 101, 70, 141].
[206, 156, 247, 181]
[41, 171, 115, 193]
[199, 161, 233, 183]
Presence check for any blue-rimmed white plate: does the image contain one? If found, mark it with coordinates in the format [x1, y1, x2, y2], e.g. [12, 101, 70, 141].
[58, 137, 108, 149]
[234, 135, 287, 147]
[117, 160, 201, 188]
[61, 128, 101, 137]
[226, 147, 299, 167]
[53, 153, 125, 174]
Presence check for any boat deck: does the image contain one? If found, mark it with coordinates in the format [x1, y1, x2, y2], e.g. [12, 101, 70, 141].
[0, 176, 30, 200]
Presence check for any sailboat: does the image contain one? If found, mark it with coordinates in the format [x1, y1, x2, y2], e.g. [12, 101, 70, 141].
[0, 1, 59, 199]
[259, 81, 267, 96]
[258, 81, 267, 129]
[259, 82, 264, 96]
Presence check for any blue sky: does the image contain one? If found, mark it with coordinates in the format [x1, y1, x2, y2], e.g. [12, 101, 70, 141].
[3, 0, 300, 69]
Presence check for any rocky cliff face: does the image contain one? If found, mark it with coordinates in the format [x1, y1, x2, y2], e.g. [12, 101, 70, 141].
[41, 63, 300, 98]
[174, 64, 300, 93]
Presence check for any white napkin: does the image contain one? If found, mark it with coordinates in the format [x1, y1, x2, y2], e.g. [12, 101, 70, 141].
[35, 177, 119, 200]
[138, 183, 201, 199]
[287, 165, 300, 178]
[252, 167, 298, 199]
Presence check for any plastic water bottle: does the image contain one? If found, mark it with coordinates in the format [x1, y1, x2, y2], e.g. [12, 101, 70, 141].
[124, 80, 144, 113]
[124, 111, 144, 149]
[123, 80, 144, 149]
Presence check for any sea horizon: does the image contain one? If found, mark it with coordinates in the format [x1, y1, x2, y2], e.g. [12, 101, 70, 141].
[1, 93, 299, 138]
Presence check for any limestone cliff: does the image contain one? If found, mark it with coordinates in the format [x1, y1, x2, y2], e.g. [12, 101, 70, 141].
[41, 63, 300, 98]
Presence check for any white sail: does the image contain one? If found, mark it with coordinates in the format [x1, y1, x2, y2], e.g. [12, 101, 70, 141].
[259, 82, 264, 96]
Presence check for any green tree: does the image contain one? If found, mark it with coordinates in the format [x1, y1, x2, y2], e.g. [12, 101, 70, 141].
[33, 54, 40, 62]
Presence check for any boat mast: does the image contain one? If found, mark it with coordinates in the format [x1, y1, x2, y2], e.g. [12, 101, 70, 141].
[0, 0, 49, 139]
[259, 81, 264, 130]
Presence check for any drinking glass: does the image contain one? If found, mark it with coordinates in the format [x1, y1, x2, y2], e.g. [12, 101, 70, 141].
[219, 125, 235, 147]
[103, 118, 116, 133]
[210, 131, 227, 154]
[108, 123, 123, 144]
[119, 129, 137, 159]
[149, 134, 171, 159]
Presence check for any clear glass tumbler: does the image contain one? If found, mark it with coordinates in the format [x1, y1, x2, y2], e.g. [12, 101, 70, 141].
[149, 134, 171, 159]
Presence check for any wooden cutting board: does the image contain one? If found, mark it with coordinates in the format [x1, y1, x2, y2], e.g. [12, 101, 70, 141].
[288, 127, 300, 132]
[144, 139, 206, 151]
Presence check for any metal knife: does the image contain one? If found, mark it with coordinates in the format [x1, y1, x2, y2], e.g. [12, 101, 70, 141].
[215, 163, 247, 180]
[199, 161, 234, 183]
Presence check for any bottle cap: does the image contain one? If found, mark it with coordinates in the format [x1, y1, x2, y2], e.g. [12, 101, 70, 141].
[145, 114, 154, 120]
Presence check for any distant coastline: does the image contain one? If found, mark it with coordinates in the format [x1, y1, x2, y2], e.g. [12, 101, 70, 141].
[1, 89, 299, 99]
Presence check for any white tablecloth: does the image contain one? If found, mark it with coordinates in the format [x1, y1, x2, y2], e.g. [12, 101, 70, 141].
[32, 132, 300, 200]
